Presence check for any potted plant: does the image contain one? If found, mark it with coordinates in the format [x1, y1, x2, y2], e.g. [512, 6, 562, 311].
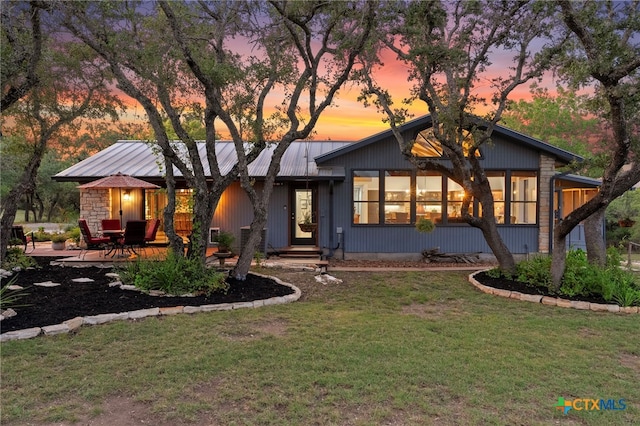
[298, 211, 317, 232]
[51, 233, 68, 250]
[213, 230, 235, 265]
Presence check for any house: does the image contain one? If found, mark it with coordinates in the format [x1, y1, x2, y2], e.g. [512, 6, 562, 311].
[54, 115, 600, 259]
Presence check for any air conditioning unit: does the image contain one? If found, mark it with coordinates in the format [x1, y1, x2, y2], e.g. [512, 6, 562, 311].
[208, 227, 220, 245]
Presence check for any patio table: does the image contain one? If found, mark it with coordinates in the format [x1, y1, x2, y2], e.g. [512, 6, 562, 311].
[102, 229, 127, 257]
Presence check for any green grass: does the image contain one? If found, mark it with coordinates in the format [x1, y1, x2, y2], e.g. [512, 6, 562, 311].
[1, 270, 638, 425]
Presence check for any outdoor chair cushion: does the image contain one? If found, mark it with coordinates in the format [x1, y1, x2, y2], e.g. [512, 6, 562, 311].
[79, 219, 110, 247]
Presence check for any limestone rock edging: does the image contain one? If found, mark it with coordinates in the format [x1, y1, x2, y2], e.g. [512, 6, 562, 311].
[1, 275, 301, 342]
[468, 270, 639, 314]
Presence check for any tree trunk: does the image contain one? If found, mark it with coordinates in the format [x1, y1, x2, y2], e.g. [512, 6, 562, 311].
[584, 206, 606, 266]
[477, 218, 516, 274]
[0, 141, 46, 262]
[162, 158, 184, 255]
[232, 208, 268, 280]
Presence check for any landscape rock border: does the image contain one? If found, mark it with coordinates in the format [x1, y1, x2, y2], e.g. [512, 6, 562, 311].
[0, 272, 301, 342]
[468, 269, 639, 314]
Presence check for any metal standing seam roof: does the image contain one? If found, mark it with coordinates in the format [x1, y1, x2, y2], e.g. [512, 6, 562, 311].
[53, 140, 353, 182]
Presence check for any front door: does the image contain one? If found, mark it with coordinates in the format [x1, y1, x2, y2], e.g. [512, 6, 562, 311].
[291, 185, 317, 245]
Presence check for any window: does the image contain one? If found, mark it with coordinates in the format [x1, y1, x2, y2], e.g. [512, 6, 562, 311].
[411, 127, 480, 158]
[384, 171, 411, 224]
[353, 171, 379, 224]
[477, 173, 506, 224]
[417, 172, 442, 223]
[446, 178, 466, 221]
[511, 172, 537, 224]
[352, 169, 536, 226]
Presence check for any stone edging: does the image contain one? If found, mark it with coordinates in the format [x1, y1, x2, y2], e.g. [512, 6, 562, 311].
[0, 272, 301, 342]
[468, 269, 639, 314]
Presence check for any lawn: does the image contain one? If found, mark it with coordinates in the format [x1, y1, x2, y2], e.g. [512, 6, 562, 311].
[1, 269, 638, 425]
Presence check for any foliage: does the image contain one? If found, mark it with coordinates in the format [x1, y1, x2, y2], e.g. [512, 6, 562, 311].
[501, 85, 603, 176]
[1, 247, 38, 270]
[299, 211, 313, 225]
[415, 217, 435, 233]
[606, 190, 640, 222]
[117, 250, 228, 297]
[253, 250, 264, 267]
[512, 248, 640, 306]
[516, 255, 553, 289]
[64, 226, 81, 244]
[50, 233, 68, 243]
[0, 276, 30, 310]
[213, 231, 235, 253]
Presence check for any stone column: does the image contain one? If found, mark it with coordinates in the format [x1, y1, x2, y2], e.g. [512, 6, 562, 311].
[80, 189, 110, 232]
[538, 154, 555, 253]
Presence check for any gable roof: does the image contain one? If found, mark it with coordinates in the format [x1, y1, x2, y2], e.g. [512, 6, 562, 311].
[53, 140, 352, 183]
[315, 115, 584, 165]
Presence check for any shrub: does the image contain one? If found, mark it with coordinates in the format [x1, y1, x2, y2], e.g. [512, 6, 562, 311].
[415, 218, 435, 233]
[515, 255, 552, 289]
[65, 226, 81, 244]
[1, 247, 38, 270]
[118, 251, 228, 296]
[0, 276, 30, 310]
[511, 248, 639, 306]
[50, 233, 69, 243]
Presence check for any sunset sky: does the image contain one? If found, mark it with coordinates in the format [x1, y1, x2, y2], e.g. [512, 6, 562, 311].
[118, 38, 563, 143]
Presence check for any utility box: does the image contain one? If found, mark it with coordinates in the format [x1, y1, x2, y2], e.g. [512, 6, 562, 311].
[240, 226, 268, 256]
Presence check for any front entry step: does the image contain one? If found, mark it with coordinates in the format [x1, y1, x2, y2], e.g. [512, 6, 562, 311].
[277, 246, 322, 258]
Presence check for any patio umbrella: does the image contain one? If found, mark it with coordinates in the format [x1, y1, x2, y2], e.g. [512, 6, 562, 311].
[78, 172, 160, 227]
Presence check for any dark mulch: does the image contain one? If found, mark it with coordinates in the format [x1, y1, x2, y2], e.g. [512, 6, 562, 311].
[474, 271, 611, 305]
[1, 257, 294, 333]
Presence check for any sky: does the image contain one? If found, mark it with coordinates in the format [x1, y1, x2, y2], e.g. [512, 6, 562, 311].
[115, 13, 566, 143]
[120, 60, 554, 143]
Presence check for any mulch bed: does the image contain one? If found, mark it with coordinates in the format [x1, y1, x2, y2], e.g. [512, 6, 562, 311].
[474, 271, 611, 305]
[1, 257, 293, 333]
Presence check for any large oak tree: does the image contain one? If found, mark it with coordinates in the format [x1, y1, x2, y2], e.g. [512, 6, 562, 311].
[357, 0, 561, 274]
[62, 1, 376, 278]
[549, 0, 640, 286]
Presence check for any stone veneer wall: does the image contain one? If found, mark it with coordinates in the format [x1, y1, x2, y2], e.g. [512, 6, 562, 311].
[538, 154, 556, 253]
[79, 189, 110, 233]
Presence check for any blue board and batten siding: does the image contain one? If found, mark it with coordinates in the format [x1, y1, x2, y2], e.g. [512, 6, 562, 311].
[315, 130, 543, 256]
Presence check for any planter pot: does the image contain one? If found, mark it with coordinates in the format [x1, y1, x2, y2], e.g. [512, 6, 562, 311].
[213, 251, 234, 266]
[298, 223, 317, 233]
[51, 241, 66, 250]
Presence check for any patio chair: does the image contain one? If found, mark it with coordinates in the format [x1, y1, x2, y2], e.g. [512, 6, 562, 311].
[10, 225, 35, 253]
[78, 219, 111, 260]
[118, 220, 147, 255]
[101, 219, 121, 233]
[142, 218, 161, 255]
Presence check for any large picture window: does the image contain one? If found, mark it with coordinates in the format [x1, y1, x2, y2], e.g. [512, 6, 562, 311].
[352, 169, 537, 225]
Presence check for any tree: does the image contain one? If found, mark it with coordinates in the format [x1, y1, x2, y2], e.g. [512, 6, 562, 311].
[502, 85, 601, 162]
[62, 1, 376, 279]
[1, 1, 47, 112]
[549, 0, 640, 285]
[0, 13, 122, 262]
[357, 0, 561, 274]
